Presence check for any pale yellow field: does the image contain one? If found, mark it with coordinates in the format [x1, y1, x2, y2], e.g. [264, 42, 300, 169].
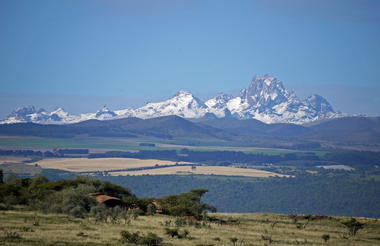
[111, 165, 289, 178]
[29, 158, 191, 172]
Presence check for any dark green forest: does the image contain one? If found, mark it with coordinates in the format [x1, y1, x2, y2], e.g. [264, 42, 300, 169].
[0, 174, 214, 219]
[38, 169, 380, 218]
[99, 174, 380, 218]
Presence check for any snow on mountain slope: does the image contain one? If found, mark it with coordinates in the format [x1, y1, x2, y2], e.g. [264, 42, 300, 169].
[205, 93, 233, 118]
[132, 90, 208, 119]
[1, 106, 78, 124]
[1, 75, 342, 124]
[206, 75, 341, 123]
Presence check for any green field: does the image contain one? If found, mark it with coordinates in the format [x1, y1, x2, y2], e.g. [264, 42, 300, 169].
[1, 210, 379, 246]
[0, 136, 326, 156]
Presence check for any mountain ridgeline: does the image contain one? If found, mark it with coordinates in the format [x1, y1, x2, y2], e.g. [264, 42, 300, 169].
[2, 75, 342, 125]
[0, 115, 380, 146]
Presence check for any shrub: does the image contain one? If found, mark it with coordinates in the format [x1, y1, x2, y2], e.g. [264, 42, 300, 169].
[146, 203, 156, 215]
[322, 234, 330, 243]
[120, 231, 163, 246]
[2, 230, 22, 241]
[90, 204, 108, 222]
[69, 205, 86, 218]
[165, 228, 179, 238]
[261, 234, 272, 244]
[230, 237, 238, 246]
[139, 233, 163, 246]
[164, 228, 189, 239]
[120, 231, 141, 244]
[0, 203, 11, 210]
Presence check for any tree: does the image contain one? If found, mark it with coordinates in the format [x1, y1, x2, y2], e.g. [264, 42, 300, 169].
[342, 218, 364, 237]
[158, 189, 216, 218]
[230, 237, 238, 246]
[322, 234, 330, 243]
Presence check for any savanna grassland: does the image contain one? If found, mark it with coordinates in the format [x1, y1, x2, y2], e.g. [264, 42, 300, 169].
[1, 210, 379, 246]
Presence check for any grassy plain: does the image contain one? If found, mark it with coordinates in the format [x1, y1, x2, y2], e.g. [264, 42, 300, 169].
[1, 210, 379, 246]
[112, 165, 288, 178]
[0, 136, 326, 156]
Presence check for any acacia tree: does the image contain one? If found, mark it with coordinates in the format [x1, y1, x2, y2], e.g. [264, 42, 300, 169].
[158, 189, 216, 218]
[342, 218, 364, 237]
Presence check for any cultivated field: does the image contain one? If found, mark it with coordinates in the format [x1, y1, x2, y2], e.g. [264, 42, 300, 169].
[0, 136, 326, 155]
[29, 158, 191, 172]
[112, 165, 288, 178]
[1, 210, 379, 246]
[26, 157, 286, 178]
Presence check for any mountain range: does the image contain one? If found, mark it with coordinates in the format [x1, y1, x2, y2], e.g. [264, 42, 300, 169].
[1, 115, 379, 147]
[1, 75, 342, 125]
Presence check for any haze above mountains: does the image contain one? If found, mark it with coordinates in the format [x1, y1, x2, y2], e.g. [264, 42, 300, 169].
[2, 75, 343, 125]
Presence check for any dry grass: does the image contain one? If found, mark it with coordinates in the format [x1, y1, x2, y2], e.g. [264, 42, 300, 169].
[111, 165, 289, 178]
[28, 158, 191, 172]
[0, 210, 379, 246]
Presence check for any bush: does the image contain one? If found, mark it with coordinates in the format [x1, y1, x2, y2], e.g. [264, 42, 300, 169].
[90, 204, 109, 222]
[0, 203, 11, 210]
[322, 234, 330, 243]
[139, 233, 163, 246]
[41, 184, 97, 217]
[164, 228, 189, 239]
[165, 228, 179, 238]
[69, 205, 86, 218]
[120, 231, 163, 245]
[120, 231, 141, 244]
[2, 230, 22, 241]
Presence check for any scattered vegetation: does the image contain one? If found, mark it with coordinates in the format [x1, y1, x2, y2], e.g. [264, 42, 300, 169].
[0, 172, 379, 245]
[120, 231, 163, 246]
[342, 218, 365, 237]
[0, 205, 379, 245]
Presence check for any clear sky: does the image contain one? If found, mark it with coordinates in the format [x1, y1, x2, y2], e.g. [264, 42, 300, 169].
[0, 0, 379, 117]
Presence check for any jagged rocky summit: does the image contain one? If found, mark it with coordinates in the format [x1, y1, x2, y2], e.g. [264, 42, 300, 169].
[1, 75, 341, 125]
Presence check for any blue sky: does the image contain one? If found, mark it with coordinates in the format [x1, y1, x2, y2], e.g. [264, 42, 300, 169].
[0, 0, 379, 117]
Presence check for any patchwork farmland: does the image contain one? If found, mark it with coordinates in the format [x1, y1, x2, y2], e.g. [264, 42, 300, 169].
[27, 157, 286, 178]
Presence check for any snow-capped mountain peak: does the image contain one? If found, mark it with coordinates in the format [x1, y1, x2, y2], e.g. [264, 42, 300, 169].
[1, 75, 343, 125]
[133, 90, 207, 119]
[305, 94, 334, 114]
[241, 75, 293, 108]
[95, 106, 117, 119]
[205, 93, 232, 108]
[3, 106, 42, 124]
[50, 108, 69, 117]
